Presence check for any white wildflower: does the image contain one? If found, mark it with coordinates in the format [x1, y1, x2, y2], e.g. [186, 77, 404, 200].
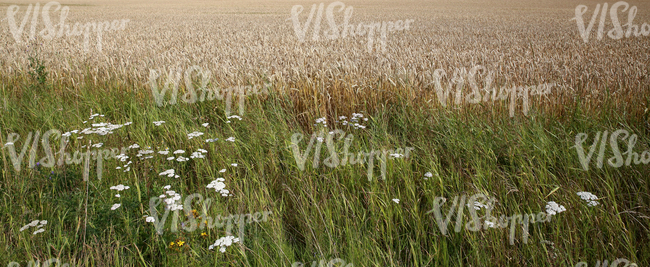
[545, 201, 566, 215]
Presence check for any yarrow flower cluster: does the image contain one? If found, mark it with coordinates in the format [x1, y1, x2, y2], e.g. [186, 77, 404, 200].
[545, 201, 566, 215]
[190, 149, 208, 159]
[80, 122, 129, 136]
[424, 172, 433, 180]
[315, 117, 328, 127]
[187, 131, 204, 139]
[159, 169, 180, 178]
[159, 185, 183, 211]
[576, 191, 599, 207]
[208, 235, 240, 253]
[20, 220, 47, 235]
[207, 178, 232, 197]
[226, 115, 243, 123]
[336, 113, 368, 129]
[153, 121, 165, 126]
[110, 184, 130, 198]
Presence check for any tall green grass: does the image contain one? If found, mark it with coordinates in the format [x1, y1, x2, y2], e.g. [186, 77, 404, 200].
[0, 68, 648, 266]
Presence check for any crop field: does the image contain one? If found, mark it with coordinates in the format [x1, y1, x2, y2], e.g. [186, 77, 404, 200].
[0, 0, 649, 266]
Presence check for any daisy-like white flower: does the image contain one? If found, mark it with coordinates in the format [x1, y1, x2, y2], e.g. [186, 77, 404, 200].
[159, 169, 176, 177]
[208, 236, 240, 253]
[110, 184, 130, 191]
[392, 199, 400, 204]
[110, 204, 121, 210]
[545, 201, 566, 215]
[202, 123, 209, 127]
[115, 154, 129, 161]
[128, 144, 140, 149]
[207, 178, 231, 196]
[315, 117, 327, 126]
[225, 137, 235, 142]
[188, 132, 204, 139]
[352, 123, 366, 129]
[577, 192, 599, 207]
[145, 216, 155, 223]
[207, 180, 226, 191]
[176, 156, 189, 162]
[153, 121, 165, 126]
[190, 152, 205, 159]
[92, 143, 103, 148]
[21, 220, 45, 232]
[173, 150, 185, 154]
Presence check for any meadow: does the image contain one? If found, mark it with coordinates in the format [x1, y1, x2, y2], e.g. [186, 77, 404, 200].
[0, 0, 649, 266]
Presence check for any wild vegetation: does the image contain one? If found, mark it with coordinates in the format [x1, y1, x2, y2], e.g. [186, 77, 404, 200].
[0, 0, 649, 266]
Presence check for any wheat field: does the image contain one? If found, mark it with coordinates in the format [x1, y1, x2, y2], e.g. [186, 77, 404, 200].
[0, 0, 649, 266]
